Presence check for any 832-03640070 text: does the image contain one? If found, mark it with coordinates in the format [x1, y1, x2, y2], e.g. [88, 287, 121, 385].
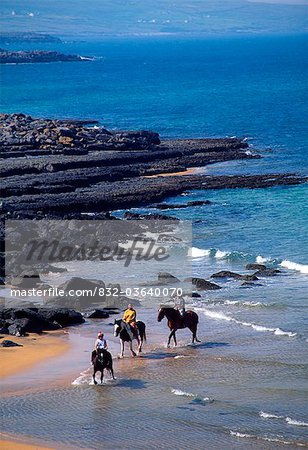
[10, 287, 183, 298]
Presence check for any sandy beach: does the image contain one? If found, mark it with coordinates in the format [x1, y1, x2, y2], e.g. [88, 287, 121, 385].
[144, 167, 201, 178]
[0, 437, 53, 450]
[0, 332, 70, 379]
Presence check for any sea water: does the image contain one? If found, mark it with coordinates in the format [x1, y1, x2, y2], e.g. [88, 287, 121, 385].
[1, 34, 307, 449]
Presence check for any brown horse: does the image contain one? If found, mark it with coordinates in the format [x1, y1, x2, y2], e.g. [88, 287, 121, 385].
[157, 307, 200, 347]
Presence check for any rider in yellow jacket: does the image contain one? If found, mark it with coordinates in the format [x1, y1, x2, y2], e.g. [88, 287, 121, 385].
[123, 304, 140, 345]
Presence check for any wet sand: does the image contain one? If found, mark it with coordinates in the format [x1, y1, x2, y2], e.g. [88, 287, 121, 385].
[0, 332, 70, 378]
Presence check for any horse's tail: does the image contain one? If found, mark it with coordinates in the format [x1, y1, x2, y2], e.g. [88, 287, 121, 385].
[143, 328, 147, 342]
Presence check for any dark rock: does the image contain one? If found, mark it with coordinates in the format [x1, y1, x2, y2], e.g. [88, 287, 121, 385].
[158, 272, 180, 283]
[185, 277, 221, 290]
[254, 269, 281, 277]
[57, 277, 106, 304]
[153, 200, 212, 210]
[240, 282, 263, 287]
[211, 271, 258, 281]
[38, 308, 85, 326]
[0, 307, 84, 334]
[246, 263, 267, 271]
[124, 211, 178, 221]
[84, 309, 110, 319]
[190, 292, 201, 298]
[1, 339, 23, 347]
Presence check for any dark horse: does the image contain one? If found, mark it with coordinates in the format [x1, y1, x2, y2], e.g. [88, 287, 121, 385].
[157, 307, 200, 347]
[114, 319, 146, 357]
[92, 349, 115, 384]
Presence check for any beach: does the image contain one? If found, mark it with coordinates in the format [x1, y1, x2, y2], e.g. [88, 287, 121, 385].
[0, 333, 70, 379]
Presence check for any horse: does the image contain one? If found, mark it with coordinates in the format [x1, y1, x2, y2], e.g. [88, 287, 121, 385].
[92, 349, 115, 384]
[114, 319, 146, 357]
[157, 307, 200, 347]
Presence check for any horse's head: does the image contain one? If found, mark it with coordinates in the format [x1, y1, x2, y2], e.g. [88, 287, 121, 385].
[157, 308, 166, 322]
[114, 319, 123, 337]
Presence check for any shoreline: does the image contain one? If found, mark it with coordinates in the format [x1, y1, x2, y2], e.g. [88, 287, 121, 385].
[0, 431, 79, 450]
[0, 332, 70, 379]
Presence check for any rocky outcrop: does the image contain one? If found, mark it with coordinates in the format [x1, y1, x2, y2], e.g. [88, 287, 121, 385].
[246, 263, 267, 271]
[185, 277, 221, 290]
[254, 269, 281, 277]
[0, 50, 92, 64]
[211, 271, 259, 281]
[158, 272, 180, 284]
[0, 307, 85, 336]
[1, 339, 23, 347]
[84, 309, 110, 319]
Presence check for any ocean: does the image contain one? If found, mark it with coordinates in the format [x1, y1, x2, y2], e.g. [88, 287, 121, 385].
[1, 33, 308, 449]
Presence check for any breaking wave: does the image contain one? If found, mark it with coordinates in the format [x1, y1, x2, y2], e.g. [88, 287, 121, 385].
[230, 430, 306, 447]
[171, 389, 213, 403]
[199, 309, 297, 338]
[280, 260, 308, 274]
[171, 389, 195, 397]
[260, 412, 308, 427]
[189, 247, 250, 260]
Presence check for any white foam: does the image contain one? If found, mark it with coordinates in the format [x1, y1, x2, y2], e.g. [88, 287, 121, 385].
[286, 418, 308, 427]
[259, 412, 308, 427]
[256, 255, 271, 264]
[230, 430, 305, 446]
[189, 247, 211, 258]
[280, 260, 308, 274]
[171, 389, 195, 397]
[200, 308, 297, 338]
[230, 431, 252, 438]
[224, 300, 263, 307]
[215, 250, 229, 258]
[260, 411, 284, 419]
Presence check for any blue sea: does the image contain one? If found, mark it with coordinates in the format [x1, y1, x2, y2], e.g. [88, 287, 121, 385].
[1, 33, 308, 449]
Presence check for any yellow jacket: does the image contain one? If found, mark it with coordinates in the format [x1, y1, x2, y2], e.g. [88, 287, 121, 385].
[123, 308, 136, 323]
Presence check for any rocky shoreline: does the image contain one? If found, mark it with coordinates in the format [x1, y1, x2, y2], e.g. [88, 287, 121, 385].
[0, 50, 92, 64]
[1, 113, 307, 220]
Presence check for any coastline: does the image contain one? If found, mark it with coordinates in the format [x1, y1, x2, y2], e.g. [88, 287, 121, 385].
[0, 332, 70, 379]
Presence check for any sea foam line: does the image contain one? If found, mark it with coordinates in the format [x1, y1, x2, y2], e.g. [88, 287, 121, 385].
[171, 389, 213, 402]
[260, 412, 308, 427]
[230, 430, 306, 447]
[199, 309, 297, 338]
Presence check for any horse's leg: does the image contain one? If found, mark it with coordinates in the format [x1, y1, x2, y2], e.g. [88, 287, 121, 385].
[173, 330, 177, 347]
[129, 340, 137, 357]
[110, 366, 115, 380]
[139, 337, 143, 353]
[167, 330, 173, 348]
[93, 368, 97, 385]
[190, 326, 201, 343]
[120, 339, 124, 358]
[100, 369, 104, 384]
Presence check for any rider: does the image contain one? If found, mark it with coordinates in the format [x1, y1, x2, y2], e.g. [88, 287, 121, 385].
[92, 331, 108, 364]
[175, 295, 186, 318]
[123, 304, 140, 345]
